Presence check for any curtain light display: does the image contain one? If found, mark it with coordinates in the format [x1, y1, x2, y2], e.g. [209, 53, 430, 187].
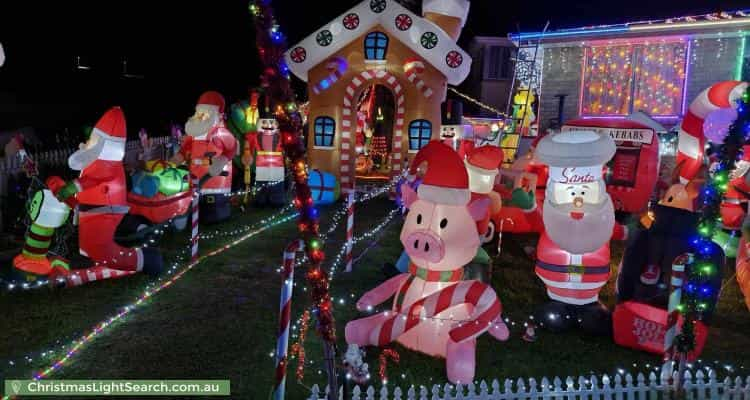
[581, 40, 687, 117]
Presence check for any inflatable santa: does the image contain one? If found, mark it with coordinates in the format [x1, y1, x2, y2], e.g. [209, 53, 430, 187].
[439, 99, 473, 158]
[14, 107, 162, 277]
[171, 91, 237, 223]
[242, 97, 286, 207]
[513, 130, 626, 335]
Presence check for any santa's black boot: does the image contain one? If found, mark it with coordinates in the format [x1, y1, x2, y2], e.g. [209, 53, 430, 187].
[141, 247, 163, 277]
[578, 301, 612, 336]
[535, 301, 574, 333]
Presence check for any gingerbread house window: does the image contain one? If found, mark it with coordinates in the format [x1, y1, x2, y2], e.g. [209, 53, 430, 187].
[314, 116, 336, 148]
[364, 32, 388, 60]
[408, 119, 432, 151]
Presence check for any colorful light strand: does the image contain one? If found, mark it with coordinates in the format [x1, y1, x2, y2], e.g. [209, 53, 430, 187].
[1, 210, 296, 400]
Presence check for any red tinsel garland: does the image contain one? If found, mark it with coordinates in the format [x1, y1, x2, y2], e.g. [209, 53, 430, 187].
[290, 310, 310, 381]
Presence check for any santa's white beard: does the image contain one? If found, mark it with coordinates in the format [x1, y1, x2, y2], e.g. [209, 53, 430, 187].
[185, 116, 217, 138]
[542, 197, 615, 254]
[68, 139, 105, 171]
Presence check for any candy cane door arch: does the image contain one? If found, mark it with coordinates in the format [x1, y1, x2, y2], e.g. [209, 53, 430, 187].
[340, 69, 406, 190]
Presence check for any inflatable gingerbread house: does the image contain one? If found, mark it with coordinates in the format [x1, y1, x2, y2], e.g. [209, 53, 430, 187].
[284, 0, 472, 191]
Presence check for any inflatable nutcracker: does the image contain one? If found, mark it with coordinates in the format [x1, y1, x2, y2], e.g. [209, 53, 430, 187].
[171, 91, 237, 223]
[512, 130, 627, 335]
[243, 98, 286, 207]
[439, 99, 473, 158]
[14, 107, 162, 278]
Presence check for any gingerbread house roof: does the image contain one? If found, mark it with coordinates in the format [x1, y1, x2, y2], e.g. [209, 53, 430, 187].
[283, 0, 472, 85]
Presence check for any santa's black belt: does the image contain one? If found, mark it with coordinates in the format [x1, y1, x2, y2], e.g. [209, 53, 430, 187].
[536, 260, 610, 274]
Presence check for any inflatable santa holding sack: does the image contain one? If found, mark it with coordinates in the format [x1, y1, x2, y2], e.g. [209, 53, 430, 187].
[14, 107, 162, 279]
[171, 91, 237, 223]
[512, 130, 627, 335]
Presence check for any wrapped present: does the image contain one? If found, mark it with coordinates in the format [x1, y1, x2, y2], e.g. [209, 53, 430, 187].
[131, 171, 160, 198]
[156, 167, 189, 196]
[307, 169, 339, 205]
[145, 159, 174, 174]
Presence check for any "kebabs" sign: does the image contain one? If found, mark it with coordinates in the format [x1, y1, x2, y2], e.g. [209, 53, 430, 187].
[562, 125, 653, 144]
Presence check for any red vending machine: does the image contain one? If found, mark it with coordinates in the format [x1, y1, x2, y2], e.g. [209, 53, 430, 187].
[562, 119, 660, 214]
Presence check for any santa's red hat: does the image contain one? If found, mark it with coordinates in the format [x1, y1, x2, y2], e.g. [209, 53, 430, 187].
[197, 91, 225, 114]
[407, 141, 470, 205]
[92, 107, 126, 142]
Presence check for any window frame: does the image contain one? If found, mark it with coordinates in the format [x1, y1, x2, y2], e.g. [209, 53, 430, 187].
[408, 119, 432, 152]
[364, 31, 389, 60]
[313, 116, 336, 149]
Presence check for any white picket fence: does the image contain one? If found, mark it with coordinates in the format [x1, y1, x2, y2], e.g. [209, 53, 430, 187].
[308, 364, 750, 399]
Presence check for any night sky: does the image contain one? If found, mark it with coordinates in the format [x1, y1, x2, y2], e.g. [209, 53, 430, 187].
[0, 0, 747, 140]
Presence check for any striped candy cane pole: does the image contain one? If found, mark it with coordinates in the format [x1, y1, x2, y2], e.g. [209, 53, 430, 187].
[191, 176, 200, 262]
[677, 81, 748, 183]
[373, 281, 503, 346]
[344, 189, 355, 272]
[312, 57, 347, 95]
[664, 253, 692, 360]
[62, 266, 137, 288]
[404, 58, 433, 98]
[274, 239, 306, 400]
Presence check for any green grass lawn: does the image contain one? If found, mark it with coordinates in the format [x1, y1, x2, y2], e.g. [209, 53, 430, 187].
[2, 196, 750, 399]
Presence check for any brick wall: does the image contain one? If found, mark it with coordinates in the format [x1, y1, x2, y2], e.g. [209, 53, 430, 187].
[685, 37, 742, 105]
[537, 37, 743, 133]
[538, 47, 584, 132]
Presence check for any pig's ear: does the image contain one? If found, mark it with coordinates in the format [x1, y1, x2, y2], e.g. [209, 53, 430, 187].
[468, 197, 490, 221]
[401, 183, 417, 208]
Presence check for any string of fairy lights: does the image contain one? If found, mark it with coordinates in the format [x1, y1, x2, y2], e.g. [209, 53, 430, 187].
[1, 181, 395, 390]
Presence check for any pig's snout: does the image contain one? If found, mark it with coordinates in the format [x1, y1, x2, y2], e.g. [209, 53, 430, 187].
[404, 230, 445, 263]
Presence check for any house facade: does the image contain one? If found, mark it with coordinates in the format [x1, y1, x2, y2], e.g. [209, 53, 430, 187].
[284, 0, 472, 190]
[463, 36, 516, 116]
[510, 10, 750, 133]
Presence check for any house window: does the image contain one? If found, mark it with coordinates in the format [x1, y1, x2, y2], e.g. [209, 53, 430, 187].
[364, 32, 388, 60]
[485, 46, 511, 80]
[408, 120, 432, 151]
[314, 117, 336, 147]
[580, 41, 688, 117]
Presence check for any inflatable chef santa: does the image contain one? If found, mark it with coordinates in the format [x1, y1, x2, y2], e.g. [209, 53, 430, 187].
[346, 141, 509, 384]
[439, 99, 473, 158]
[14, 107, 162, 278]
[242, 96, 286, 207]
[171, 91, 237, 223]
[512, 130, 627, 335]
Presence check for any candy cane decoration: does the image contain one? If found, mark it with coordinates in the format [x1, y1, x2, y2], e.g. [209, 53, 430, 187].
[664, 253, 691, 360]
[274, 239, 306, 400]
[191, 177, 200, 262]
[62, 266, 136, 288]
[344, 189, 355, 272]
[373, 281, 503, 346]
[312, 57, 347, 95]
[404, 58, 433, 98]
[676, 81, 748, 183]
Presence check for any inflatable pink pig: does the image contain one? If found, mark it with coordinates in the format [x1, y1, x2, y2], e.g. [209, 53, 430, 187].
[345, 141, 509, 384]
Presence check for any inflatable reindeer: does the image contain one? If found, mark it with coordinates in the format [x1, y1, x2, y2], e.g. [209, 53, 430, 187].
[345, 142, 509, 384]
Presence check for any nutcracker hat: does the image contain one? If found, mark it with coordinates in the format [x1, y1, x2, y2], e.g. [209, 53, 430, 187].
[197, 91, 225, 114]
[258, 93, 276, 120]
[441, 99, 463, 126]
[536, 130, 615, 183]
[91, 107, 127, 161]
[407, 141, 470, 205]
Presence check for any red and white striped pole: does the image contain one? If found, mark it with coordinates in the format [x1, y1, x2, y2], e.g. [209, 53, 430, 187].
[274, 239, 305, 400]
[345, 189, 355, 272]
[404, 58, 433, 98]
[664, 253, 691, 360]
[62, 266, 136, 288]
[191, 177, 200, 262]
